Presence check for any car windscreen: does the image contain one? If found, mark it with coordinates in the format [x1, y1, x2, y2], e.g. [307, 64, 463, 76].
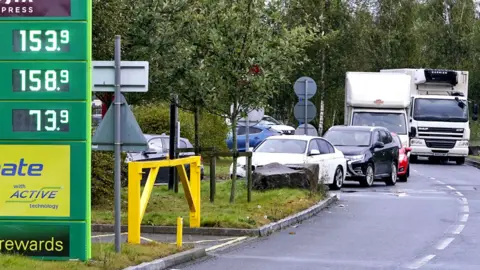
[255, 139, 307, 154]
[352, 112, 407, 134]
[413, 98, 468, 122]
[324, 130, 371, 147]
[392, 134, 402, 148]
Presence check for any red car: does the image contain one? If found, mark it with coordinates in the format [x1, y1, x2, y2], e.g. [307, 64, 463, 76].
[392, 132, 411, 182]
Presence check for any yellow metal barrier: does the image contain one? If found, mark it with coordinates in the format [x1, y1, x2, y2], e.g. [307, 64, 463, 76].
[127, 156, 201, 244]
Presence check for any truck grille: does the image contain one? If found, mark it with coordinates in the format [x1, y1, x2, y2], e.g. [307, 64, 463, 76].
[418, 127, 464, 139]
[425, 139, 456, 149]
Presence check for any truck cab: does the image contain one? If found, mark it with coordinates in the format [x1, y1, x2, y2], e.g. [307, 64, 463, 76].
[380, 68, 479, 164]
[344, 72, 411, 148]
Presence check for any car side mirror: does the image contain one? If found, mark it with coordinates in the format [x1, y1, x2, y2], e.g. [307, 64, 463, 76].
[373, 141, 384, 149]
[409, 126, 417, 137]
[405, 147, 412, 153]
[309, 149, 320, 156]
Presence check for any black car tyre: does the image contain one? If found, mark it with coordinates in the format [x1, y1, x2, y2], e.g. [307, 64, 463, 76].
[385, 162, 397, 186]
[456, 157, 465, 165]
[329, 166, 344, 190]
[360, 164, 375, 187]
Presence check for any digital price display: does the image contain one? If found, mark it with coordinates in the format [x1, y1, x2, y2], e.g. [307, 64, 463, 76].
[12, 109, 70, 132]
[12, 29, 70, 52]
[0, 22, 86, 60]
[0, 0, 92, 261]
[12, 69, 70, 92]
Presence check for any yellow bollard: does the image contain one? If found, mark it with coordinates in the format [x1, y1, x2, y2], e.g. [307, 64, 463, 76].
[177, 217, 183, 248]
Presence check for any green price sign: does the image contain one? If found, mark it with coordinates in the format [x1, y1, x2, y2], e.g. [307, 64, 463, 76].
[0, 0, 92, 261]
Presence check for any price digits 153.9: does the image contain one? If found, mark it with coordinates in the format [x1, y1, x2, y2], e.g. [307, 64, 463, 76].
[13, 69, 70, 92]
[13, 30, 70, 52]
[13, 109, 70, 132]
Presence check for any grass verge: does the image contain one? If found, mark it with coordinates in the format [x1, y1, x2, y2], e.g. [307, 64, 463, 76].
[93, 180, 324, 229]
[0, 242, 192, 270]
[203, 157, 232, 180]
[469, 155, 480, 160]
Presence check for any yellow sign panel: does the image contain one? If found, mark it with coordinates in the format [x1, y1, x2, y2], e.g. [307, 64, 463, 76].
[0, 145, 70, 217]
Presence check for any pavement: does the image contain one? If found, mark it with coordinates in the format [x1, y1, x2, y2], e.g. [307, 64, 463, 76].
[92, 232, 248, 251]
[175, 159, 480, 270]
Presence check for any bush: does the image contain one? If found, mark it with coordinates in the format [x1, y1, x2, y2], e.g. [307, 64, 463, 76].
[91, 102, 228, 207]
[132, 102, 229, 150]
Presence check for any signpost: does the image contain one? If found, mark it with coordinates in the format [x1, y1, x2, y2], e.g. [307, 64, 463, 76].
[293, 76, 317, 135]
[0, 0, 91, 261]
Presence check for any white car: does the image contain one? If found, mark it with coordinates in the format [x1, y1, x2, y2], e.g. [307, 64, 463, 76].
[229, 135, 347, 190]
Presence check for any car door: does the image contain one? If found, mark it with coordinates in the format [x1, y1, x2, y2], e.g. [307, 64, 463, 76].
[315, 138, 337, 183]
[248, 126, 263, 148]
[384, 132, 398, 171]
[305, 139, 324, 183]
[372, 130, 386, 174]
[379, 130, 392, 173]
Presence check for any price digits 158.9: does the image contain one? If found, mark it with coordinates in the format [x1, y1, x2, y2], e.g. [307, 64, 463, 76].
[12, 109, 70, 132]
[13, 30, 70, 52]
[13, 69, 70, 92]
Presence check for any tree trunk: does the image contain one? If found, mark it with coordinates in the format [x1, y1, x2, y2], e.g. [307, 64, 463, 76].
[230, 114, 238, 203]
[318, 30, 326, 136]
[194, 103, 200, 155]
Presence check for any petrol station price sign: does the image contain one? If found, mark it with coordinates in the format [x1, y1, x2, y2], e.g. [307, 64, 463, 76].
[0, 0, 91, 261]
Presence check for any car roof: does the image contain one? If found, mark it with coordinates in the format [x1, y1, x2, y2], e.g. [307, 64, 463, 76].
[144, 133, 189, 142]
[265, 135, 318, 141]
[327, 125, 386, 132]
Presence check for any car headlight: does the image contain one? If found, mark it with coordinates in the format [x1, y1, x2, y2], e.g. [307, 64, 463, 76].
[410, 139, 424, 145]
[346, 154, 365, 162]
[457, 140, 469, 147]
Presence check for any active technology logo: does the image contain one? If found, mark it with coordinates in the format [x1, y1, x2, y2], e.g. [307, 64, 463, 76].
[1, 158, 63, 211]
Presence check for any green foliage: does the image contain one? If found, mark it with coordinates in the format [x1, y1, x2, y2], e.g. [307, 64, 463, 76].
[132, 102, 229, 150]
[91, 150, 128, 207]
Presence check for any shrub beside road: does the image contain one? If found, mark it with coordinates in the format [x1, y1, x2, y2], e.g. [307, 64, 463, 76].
[92, 180, 324, 229]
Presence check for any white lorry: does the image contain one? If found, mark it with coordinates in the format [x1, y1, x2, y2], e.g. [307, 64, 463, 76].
[380, 68, 479, 164]
[344, 72, 412, 147]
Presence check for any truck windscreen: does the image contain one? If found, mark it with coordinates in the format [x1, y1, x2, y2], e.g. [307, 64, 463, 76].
[413, 98, 468, 123]
[352, 112, 407, 134]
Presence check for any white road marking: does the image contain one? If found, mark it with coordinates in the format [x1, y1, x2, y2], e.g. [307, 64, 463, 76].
[460, 214, 469, 223]
[430, 177, 435, 180]
[455, 191, 464, 197]
[435, 237, 455, 250]
[460, 197, 468, 204]
[92, 232, 127, 238]
[435, 180, 445, 185]
[462, 205, 470, 213]
[205, 236, 248, 252]
[451, 224, 465, 235]
[407, 254, 436, 269]
[446, 185, 455, 190]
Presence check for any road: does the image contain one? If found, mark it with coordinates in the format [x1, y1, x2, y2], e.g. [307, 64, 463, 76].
[178, 161, 480, 270]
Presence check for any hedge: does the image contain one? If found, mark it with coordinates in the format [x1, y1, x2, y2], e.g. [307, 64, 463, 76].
[91, 102, 229, 207]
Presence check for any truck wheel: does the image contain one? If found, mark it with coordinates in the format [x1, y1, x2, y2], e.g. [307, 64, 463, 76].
[410, 155, 417, 163]
[456, 157, 465, 165]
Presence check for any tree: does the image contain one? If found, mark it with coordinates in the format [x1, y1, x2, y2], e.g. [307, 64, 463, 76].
[179, 0, 315, 202]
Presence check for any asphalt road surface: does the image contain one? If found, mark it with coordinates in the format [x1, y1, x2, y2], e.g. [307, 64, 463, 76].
[178, 161, 480, 270]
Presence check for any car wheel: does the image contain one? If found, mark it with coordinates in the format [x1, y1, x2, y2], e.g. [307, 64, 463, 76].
[399, 172, 408, 182]
[329, 166, 344, 190]
[406, 164, 410, 177]
[360, 164, 374, 187]
[456, 157, 465, 165]
[385, 162, 397, 186]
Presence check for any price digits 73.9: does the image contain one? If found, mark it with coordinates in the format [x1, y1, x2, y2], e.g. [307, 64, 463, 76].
[16, 30, 70, 52]
[14, 69, 70, 92]
[29, 109, 69, 132]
